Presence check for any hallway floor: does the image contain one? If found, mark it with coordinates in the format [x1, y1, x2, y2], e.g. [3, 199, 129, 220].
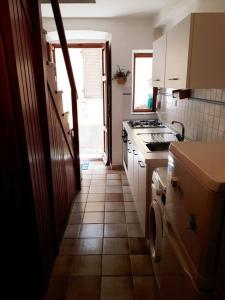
[45, 161, 158, 300]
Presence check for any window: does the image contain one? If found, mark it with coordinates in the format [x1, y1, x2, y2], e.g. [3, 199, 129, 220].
[132, 52, 156, 113]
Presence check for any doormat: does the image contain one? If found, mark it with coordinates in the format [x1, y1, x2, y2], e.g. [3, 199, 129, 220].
[81, 161, 89, 170]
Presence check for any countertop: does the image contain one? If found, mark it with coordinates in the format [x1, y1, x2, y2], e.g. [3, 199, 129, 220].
[170, 141, 225, 193]
[123, 121, 170, 163]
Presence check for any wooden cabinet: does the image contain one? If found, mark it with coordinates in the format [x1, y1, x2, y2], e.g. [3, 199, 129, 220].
[152, 35, 166, 88]
[153, 13, 225, 89]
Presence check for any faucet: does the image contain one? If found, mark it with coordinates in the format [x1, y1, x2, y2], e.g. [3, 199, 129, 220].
[171, 121, 185, 141]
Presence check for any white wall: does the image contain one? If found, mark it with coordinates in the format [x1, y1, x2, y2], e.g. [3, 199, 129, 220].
[154, 0, 225, 34]
[43, 17, 155, 165]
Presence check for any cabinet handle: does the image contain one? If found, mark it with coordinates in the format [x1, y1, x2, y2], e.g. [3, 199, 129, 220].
[128, 149, 132, 153]
[133, 150, 138, 155]
[138, 161, 145, 168]
[168, 78, 179, 81]
[128, 141, 132, 145]
[153, 79, 160, 82]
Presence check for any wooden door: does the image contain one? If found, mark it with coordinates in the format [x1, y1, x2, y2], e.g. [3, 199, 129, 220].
[102, 41, 111, 165]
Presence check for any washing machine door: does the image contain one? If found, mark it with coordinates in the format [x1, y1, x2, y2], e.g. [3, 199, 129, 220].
[149, 199, 163, 263]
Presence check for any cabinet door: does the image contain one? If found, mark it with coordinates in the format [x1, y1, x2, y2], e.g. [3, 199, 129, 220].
[138, 156, 147, 236]
[133, 147, 139, 204]
[127, 139, 134, 189]
[165, 15, 191, 88]
[152, 35, 166, 88]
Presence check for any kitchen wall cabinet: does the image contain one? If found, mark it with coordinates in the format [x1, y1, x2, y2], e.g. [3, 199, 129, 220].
[153, 13, 225, 89]
[152, 35, 166, 88]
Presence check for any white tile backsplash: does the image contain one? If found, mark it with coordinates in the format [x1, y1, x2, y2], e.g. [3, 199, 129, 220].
[157, 89, 225, 142]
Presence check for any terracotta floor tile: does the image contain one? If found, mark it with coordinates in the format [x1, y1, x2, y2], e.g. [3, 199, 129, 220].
[91, 180, 106, 186]
[66, 276, 101, 300]
[81, 180, 91, 187]
[75, 193, 88, 202]
[103, 238, 129, 254]
[101, 276, 134, 300]
[122, 179, 129, 186]
[73, 238, 103, 255]
[71, 202, 86, 213]
[133, 276, 159, 300]
[89, 186, 106, 194]
[104, 224, 127, 237]
[64, 225, 81, 238]
[124, 202, 136, 212]
[128, 238, 149, 254]
[81, 169, 93, 174]
[130, 255, 154, 275]
[106, 179, 122, 186]
[105, 212, 126, 224]
[68, 212, 84, 224]
[81, 174, 92, 180]
[102, 255, 131, 275]
[125, 212, 139, 223]
[83, 212, 105, 223]
[59, 239, 76, 255]
[79, 224, 104, 238]
[105, 193, 124, 202]
[44, 277, 69, 300]
[107, 170, 121, 174]
[92, 169, 107, 174]
[92, 174, 107, 179]
[105, 201, 125, 212]
[71, 255, 101, 276]
[106, 186, 123, 194]
[87, 194, 106, 202]
[122, 186, 132, 194]
[123, 194, 134, 202]
[107, 174, 121, 180]
[85, 202, 105, 212]
[127, 224, 144, 238]
[80, 186, 90, 194]
[52, 256, 73, 276]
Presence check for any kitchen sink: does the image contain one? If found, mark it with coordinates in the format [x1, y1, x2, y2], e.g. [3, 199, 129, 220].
[146, 142, 170, 152]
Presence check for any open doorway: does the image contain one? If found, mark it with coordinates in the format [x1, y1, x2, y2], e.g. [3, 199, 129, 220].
[54, 44, 106, 160]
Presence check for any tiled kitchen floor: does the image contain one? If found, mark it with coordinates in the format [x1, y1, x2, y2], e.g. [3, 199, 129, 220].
[45, 161, 158, 300]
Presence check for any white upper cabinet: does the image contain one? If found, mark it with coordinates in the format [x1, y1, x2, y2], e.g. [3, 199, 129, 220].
[165, 14, 191, 88]
[153, 13, 225, 89]
[152, 35, 166, 88]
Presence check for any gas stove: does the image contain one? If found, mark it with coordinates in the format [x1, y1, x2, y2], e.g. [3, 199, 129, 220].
[127, 119, 166, 129]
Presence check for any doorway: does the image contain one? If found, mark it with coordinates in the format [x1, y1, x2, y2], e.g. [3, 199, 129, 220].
[53, 43, 111, 163]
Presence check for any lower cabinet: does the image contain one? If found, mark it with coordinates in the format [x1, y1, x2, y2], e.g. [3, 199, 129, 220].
[127, 138, 134, 189]
[125, 137, 147, 235]
[137, 153, 147, 235]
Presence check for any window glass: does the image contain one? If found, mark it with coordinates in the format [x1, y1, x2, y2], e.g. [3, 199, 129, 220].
[132, 53, 154, 113]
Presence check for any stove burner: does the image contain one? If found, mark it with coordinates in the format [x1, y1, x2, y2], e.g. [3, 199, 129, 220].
[128, 119, 166, 129]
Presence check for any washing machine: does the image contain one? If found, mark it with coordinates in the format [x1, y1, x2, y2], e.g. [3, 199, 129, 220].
[149, 167, 167, 288]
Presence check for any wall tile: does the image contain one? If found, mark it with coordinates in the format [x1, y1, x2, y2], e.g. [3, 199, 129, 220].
[157, 89, 225, 142]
